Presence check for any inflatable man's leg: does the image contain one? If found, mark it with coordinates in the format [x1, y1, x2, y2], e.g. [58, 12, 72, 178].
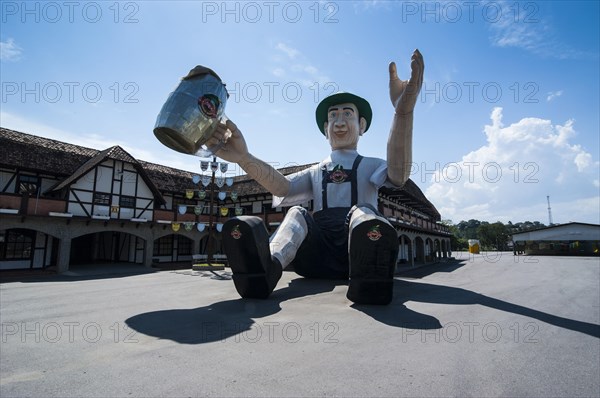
[269, 206, 309, 269]
[222, 216, 282, 299]
[346, 205, 398, 305]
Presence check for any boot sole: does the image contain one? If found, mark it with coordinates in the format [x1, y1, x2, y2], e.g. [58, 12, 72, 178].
[347, 218, 398, 305]
[222, 217, 279, 299]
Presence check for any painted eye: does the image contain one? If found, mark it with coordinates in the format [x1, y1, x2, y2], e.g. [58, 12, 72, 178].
[329, 111, 337, 119]
[344, 111, 352, 118]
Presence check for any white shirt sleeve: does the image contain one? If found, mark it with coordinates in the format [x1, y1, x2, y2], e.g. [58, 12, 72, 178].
[369, 159, 404, 189]
[272, 166, 315, 208]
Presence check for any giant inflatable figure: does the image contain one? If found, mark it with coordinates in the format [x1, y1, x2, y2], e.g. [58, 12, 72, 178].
[205, 50, 424, 305]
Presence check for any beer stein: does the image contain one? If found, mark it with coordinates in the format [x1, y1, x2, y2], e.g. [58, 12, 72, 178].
[154, 65, 230, 158]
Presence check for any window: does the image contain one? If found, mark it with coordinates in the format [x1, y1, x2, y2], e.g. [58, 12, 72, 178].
[153, 235, 173, 256]
[177, 236, 192, 255]
[93, 193, 111, 205]
[120, 196, 136, 208]
[16, 175, 39, 195]
[0, 229, 35, 260]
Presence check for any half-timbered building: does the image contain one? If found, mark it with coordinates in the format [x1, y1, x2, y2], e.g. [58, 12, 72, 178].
[0, 128, 451, 272]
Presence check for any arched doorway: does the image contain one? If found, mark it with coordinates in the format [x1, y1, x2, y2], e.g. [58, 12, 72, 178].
[71, 231, 146, 265]
[414, 237, 425, 264]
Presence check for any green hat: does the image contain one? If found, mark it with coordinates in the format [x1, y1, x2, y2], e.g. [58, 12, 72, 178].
[315, 92, 372, 135]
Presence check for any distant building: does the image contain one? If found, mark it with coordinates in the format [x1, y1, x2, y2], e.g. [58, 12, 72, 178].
[0, 128, 452, 272]
[512, 222, 600, 256]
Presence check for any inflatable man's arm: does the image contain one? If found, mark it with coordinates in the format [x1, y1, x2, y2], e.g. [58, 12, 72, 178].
[386, 49, 424, 187]
[211, 120, 290, 197]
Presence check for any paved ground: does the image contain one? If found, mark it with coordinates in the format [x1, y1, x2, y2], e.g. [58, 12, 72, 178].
[1, 252, 599, 397]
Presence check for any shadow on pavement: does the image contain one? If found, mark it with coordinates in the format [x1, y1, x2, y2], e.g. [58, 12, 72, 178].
[396, 259, 468, 279]
[127, 260, 599, 343]
[353, 279, 600, 338]
[126, 278, 344, 344]
[1, 263, 160, 283]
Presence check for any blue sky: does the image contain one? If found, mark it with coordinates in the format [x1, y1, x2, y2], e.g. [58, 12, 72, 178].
[1, 0, 599, 225]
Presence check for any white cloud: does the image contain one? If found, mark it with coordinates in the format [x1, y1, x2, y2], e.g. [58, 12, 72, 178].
[546, 90, 563, 102]
[275, 42, 299, 59]
[0, 38, 23, 62]
[271, 68, 285, 77]
[271, 42, 333, 87]
[423, 108, 599, 224]
[488, 3, 589, 59]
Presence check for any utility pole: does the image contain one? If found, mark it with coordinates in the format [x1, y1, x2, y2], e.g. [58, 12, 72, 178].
[547, 195, 553, 225]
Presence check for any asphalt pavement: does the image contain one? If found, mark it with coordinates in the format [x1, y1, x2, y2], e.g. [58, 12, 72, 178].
[1, 252, 599, 397]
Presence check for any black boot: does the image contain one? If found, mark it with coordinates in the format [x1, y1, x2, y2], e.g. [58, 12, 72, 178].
[347, 215, 398, 305]
[222, 217, 282, 299]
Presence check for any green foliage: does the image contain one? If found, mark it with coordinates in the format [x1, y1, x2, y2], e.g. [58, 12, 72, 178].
[449, 219, 547, 250]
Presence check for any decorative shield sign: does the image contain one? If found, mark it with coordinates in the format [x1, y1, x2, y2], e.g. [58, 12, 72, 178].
[230, 191, 238, 201]
[220, 162, 228, 173]
[220, 207, 229, 217]
[172, 222, 181, 232]
[197, 223, 206, 232]
[178, 205, 187, 215]
[218, 191, 227, 201]
[210, 162, 219, 172]
[185, 189, 194, 199]
[216, 177, 225, 188]
[192, 174, 201, 184]
[184, 222, 194, 231]
[194, 205, 204, 215]
[200, 161, 209, 172]
[216, 223, 223, 232]
[235, 206, 243, 216]
[201, 175, 211, 187]
[197, 190, 207, 200]
[225, 177, 234, 187]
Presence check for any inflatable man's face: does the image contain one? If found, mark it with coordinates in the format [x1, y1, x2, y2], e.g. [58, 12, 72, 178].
[324, 102, 367, 151]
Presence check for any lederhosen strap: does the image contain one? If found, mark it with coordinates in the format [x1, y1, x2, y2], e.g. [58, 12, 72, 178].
[321, 155, 363, 209]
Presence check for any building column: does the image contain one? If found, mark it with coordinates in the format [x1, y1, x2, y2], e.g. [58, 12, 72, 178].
[410, 239, 415, 268]
[57, 238, 71, 273]
[144, 238, 155, 267]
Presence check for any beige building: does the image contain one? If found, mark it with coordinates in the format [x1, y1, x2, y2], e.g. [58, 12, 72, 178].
[512, 222, 600, 256]
[0, 128, 452, 272]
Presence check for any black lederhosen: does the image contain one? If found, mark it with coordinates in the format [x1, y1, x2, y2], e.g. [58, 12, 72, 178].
[291, 156, 363, 279]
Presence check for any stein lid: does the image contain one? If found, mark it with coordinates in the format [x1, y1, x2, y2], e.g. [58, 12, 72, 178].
[183, 65, 223, 82]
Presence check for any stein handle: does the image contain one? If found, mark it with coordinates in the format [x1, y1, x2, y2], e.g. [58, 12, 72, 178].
[196, 115, 231, 158]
